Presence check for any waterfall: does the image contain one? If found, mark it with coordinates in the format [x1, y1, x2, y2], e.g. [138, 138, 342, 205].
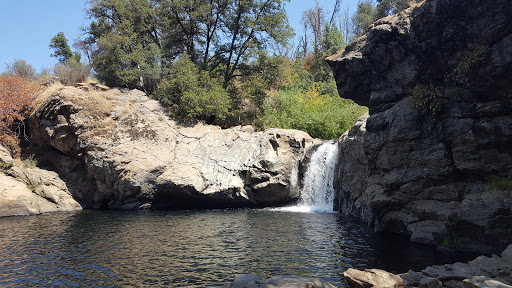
[276, 140, 339, 213]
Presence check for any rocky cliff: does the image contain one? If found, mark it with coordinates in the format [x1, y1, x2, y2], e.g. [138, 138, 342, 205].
[327, 0, 512, 253]
[27, 84, 319, 210]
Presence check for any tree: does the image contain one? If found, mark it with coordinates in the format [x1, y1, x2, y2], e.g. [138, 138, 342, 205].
[374, 0, 414, 19]
[153, 55, 230, 123]
[86, 0, 162, 92]
[322, 23, 345, 55]
[302, 1, 325, 54]
[338, 6, 353, 44]
[352, 0, 375, 38]
[5, 60, 36, 79]
[220, 0, 293, 86]
[49, 32, 81, 63]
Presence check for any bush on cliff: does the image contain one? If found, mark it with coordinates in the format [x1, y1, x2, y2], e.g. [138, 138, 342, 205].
[0, 74, 41, 156]
[262, 84, 366, 139]
[153, 56, 231, 124]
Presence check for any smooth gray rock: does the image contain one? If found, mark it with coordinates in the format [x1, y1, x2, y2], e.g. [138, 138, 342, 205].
[419, 277, 442, 288]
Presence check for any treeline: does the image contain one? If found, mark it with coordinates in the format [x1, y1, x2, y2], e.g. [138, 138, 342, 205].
[2, 0, 415, 140]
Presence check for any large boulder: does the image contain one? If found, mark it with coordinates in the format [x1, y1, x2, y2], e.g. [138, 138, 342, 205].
[0, 145, 81, 217]
[327, 0, 512, 253]
[30, 85, 318, 209]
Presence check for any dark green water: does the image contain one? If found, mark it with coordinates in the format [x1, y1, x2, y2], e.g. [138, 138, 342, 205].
[0, 209, 473, 287]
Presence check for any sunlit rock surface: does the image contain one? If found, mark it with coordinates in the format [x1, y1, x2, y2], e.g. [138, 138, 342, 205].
[29, 85, 319, 209]
[0, 145, 81, 217]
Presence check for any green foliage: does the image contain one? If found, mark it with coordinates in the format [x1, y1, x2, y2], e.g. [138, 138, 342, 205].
[442, 237, 452, 247]
[375, 0, 415, 19]
[84, 0, 364, 137]
[454, 45, 488, 75]
[5, 60, 36, 79]
[262, 85, 367, 139]
[27, 184, 37, 192]
[87, 0, 162, 93]
[322, 23, 346, 56]
[352, 0, 375, 37]
[22, 154, 38, 168]
[412, 83, 446, 115]
[487, 176, 512, 191]
[50, 32, 81, 63]
[154, 56, 230, 123]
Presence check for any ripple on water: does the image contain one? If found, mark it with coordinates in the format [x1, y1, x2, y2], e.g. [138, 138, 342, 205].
[0, 209, 477, 287]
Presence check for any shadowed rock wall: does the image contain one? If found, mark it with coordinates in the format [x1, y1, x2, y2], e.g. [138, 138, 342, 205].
[327, 0, 512, 253]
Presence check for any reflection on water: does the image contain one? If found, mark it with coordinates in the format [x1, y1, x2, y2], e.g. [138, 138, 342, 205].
[0, 210, 475, 287]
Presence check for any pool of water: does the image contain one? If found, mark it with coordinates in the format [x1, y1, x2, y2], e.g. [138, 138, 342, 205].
[0, 209, 475, 287]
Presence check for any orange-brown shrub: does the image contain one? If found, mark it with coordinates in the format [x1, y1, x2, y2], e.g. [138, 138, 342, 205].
[0, 74, 41, 156]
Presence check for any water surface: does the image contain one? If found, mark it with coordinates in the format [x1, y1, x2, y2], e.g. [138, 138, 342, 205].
[0, 209, 474, 287]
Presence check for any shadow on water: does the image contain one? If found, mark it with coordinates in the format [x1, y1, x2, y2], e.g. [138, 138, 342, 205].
[0, 209, 477, 287]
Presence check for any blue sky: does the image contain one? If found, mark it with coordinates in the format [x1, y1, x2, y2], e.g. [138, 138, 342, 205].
[0, 0, 359, 72]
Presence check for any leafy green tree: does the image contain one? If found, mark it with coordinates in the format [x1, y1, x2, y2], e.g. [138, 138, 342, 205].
[374, 0, 416, 19]
[49, 32, 81, 63]
[220, 0, 294, 86]
[86, 0, 162, 92]
[154, 55, 230, 123]
[322, 23, 345, 55]
[5, 60, 36, 79]
[352, 0, 375, 37]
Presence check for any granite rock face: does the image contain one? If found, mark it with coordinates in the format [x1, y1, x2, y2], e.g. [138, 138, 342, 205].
[327, 0, 512, 253]
[0, 145, 81, 217]
[30, 85, 318, 209]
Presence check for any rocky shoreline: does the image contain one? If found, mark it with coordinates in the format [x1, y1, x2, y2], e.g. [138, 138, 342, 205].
[344, 244, 512, 288]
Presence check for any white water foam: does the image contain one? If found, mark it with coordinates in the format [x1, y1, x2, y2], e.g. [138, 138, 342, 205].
[272, 140, 339, 213]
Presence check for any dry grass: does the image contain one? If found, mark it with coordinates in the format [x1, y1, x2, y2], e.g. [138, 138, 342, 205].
[73, 91, 118, 119]
[33, 82, 64, 110]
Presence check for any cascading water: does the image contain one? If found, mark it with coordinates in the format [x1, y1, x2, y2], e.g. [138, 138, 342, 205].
[277, 140, 339, 213]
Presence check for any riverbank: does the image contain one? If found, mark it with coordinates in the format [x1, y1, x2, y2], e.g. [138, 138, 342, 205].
[344, 244, 512, 288]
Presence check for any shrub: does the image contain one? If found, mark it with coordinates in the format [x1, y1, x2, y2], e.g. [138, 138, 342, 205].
[0, 74, 41, 156]
[53, 58, 91, 84]
[0, 162, 12, 171]
[5, 59, 36, 79]
[487, 175, 512, 191]
[261, 85, 367, 139]
[455, 45, 488, 75]
[412, 83, 446, 115]
[22, 154, 38, 168]
[153, 56, 230, 124]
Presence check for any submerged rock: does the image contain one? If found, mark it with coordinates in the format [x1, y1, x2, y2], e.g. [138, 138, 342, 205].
[0, 145, 81, 217]
[29, 85, 319, 209]
[327, 0, 512, 253]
